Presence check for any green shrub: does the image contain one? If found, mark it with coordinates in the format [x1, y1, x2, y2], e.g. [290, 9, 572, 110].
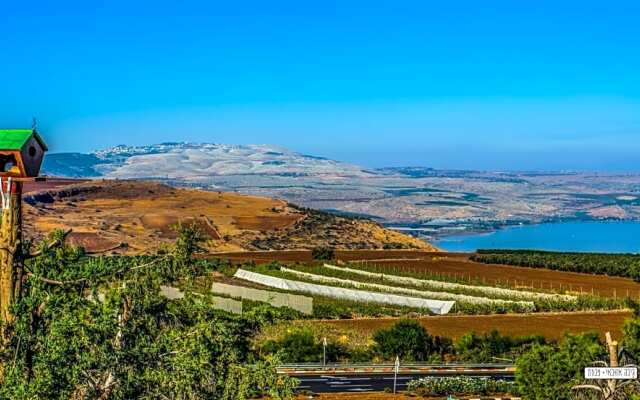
[622, 316, 640, 360]
[372, 319, 449, 361]
[515, 332, 606, 400]
[407, 376, 515, 396]
[261, 328, 351, 363]
[455, 330, 546, 362]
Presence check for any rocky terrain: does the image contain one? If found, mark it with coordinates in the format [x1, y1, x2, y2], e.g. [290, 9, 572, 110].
[22, 180, 434, 254]
[43, 143, 640, 239]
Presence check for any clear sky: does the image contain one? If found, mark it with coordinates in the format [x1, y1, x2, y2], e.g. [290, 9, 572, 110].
[2, 1, 639, 171]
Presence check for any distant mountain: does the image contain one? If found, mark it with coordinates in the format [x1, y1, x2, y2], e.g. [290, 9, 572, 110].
[42, 143, 372, 179]
[42, 142, 640, 236]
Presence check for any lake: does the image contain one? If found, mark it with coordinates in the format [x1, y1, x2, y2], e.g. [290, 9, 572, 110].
[434, 220, 640, 253]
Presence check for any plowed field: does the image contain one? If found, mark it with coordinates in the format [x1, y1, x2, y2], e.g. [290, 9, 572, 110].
[313, 310, 631, 341]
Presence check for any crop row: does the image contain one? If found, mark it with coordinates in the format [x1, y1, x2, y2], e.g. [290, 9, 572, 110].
[267, 263, 624, 313]
[247, 266, 539, 314]
[280, 267, 535, 309]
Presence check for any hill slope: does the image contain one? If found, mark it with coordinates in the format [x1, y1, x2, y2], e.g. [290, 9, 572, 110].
[23, 180, 436, 254]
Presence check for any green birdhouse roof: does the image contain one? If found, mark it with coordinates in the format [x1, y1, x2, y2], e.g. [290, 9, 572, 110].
[0, 129, 48, 152]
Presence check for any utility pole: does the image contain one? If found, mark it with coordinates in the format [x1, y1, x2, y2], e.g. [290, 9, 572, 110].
[393, 356, 400, 394]
[0, 128, 48, 331]
[323, 337, 327, 367]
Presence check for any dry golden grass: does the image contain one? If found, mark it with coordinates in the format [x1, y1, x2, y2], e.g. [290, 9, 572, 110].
[24, 180, 302, 253]
[23, 180, 433, 254]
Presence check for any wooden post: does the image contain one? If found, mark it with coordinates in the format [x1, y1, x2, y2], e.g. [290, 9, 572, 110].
[0, 180, 23, 326]
[606, 332, 619, 395]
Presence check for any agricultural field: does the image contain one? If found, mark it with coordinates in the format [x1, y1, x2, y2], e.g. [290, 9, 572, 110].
[231, 260, 625, 313]
[213, 249, 640, 300]
[216, 249, 639, 347]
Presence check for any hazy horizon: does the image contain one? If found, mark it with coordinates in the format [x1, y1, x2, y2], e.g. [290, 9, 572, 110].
[3, 1, 639, 171]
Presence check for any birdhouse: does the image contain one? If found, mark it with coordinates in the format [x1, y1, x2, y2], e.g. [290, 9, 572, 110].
[0, 129, 48, 178]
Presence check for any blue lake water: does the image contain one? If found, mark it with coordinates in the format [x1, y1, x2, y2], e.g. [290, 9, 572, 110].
[434, 221, 640, 253]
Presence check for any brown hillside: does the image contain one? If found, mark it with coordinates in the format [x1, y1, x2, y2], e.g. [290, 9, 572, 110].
[22, 180, 436, 254]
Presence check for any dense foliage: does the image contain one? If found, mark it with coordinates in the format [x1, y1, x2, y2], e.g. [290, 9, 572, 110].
[261, 328, 350, 363]
[455, 330, 547, 363]
[261, 321, 551, 366]
[515, 332, 606, 400]
[372, 319, 452, 361]
[472, 249, 640, 281]
[622, 303, 640, 361]
[0, 228, 297, 400]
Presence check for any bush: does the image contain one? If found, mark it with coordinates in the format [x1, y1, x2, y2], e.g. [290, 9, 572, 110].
[407, 376, 515, 396]
[312, 246, 336, 261]
[515, 332, 606, 400]
[455, 330, 546, 363]
[261, 328, 351, 363]
[623, 317, 640, 360]
[372, 319, 450, 361]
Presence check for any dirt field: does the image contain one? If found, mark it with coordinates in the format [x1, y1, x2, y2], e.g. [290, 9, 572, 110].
[355, 254, 640, 299]
[310, 310, 631, 342]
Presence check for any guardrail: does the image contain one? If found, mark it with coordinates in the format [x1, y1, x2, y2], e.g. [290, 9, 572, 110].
[277, 362, 516, 376]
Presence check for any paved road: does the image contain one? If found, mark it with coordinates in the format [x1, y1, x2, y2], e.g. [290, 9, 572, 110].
[295, 373, 514, 393]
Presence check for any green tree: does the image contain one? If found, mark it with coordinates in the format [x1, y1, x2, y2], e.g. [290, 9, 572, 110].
[0, 227, 297, 399]
[456, 330, 546, 363]
[622, 301, 640, 360]
[372, 319, 444, 361]
[516, 332, 605, 400]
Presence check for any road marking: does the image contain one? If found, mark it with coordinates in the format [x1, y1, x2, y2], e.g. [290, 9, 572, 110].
[328, 384, 372, 388]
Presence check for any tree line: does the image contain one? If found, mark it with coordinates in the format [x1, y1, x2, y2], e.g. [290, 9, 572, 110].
[472, 249, 640, 281]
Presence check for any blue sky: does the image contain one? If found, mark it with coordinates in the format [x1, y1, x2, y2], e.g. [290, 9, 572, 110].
[1, 1, 639, 171]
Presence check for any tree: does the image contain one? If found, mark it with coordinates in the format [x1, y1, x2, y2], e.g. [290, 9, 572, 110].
[623, 318, 640, 360]
[516, 332, 605, 400]
[455, 330, 546, 363]
[0, 227, 297, 399]
[372, 319, 444, 361]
